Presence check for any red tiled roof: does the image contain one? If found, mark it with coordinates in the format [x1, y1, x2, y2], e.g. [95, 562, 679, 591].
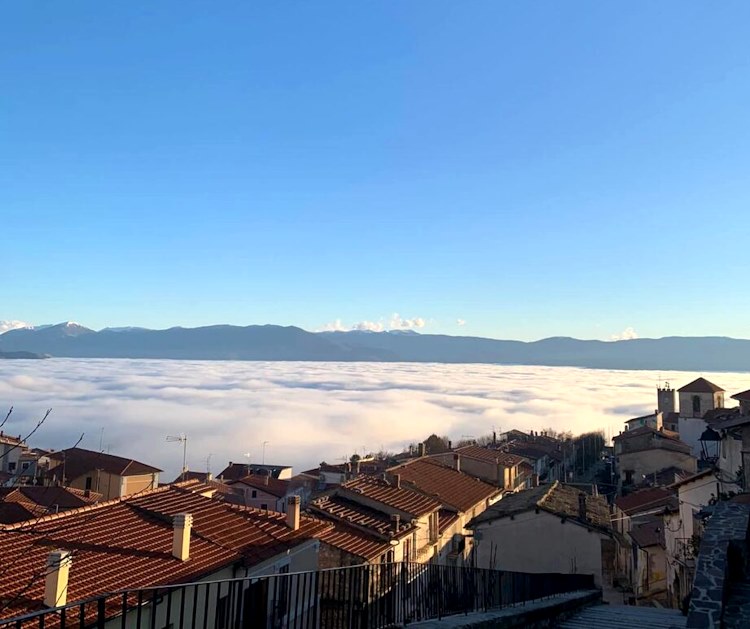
[340, 476, 440, 518]
[455, 445, 525, 467]
[317, 521, 392, 561]
[630, 519, 663, 548]
[0, 481, 331, 619]
[678, 377, 724, 393]
[613, 426, 680, 441]
[390, 458, 500, 513]
[731, 388, 750, 402]
[230, 475, 291, 498]
[310, 494, 415, 538]
[437, 509, 459, 535]
[47, 447, 161, 481]
[469, 482, 611, 534]
[614, 487, 677, 515]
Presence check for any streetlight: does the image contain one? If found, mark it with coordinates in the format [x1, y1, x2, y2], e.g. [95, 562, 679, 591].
[699, 427, 721, 464]
[166, 434, 188, 481]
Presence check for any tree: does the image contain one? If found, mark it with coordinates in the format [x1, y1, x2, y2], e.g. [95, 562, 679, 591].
[423, 434, 450, 454]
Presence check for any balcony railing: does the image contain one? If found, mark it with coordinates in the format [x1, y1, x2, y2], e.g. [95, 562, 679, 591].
[0, 562, 596, 629]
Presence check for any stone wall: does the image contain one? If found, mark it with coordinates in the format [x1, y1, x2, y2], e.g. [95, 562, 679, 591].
[686, 501, 750, 628]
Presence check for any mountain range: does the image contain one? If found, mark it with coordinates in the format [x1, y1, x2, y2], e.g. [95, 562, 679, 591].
[1, 322, 749, 372]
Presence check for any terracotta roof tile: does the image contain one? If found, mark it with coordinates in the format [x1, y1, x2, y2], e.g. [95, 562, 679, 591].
[317, 522, 392, 561]
[230, 475, 290, 498]
[469, 481, 611, 533]
[309, 495, 415, 538]
[47, 447, 161, 481]
[678, 377, 724, 393]
[340, 476, 440, 518]
[455, 445, 525, 467]
[614, 487, 677, 515]
[390, 458, 500, 513]
[0, 483, 331, 620]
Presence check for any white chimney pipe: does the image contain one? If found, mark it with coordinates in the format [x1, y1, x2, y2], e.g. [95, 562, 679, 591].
[287, 495, 301, 531]
[172, 513, 193, 561]
[44, 549, 72, 608]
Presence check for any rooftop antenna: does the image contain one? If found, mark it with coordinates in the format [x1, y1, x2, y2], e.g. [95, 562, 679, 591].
[205, 453, 213, 475]
[166, 434, 188, 481]
[99, 427, 104, 452]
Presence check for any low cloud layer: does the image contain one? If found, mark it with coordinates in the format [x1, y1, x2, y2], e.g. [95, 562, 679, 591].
[610, 327, 639, 341]
[2, 359, 749, 481]
[321, 313, 426, 332]
[0, 321, 31, 334]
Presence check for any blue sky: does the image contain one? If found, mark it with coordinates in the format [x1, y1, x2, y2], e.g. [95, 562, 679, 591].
[2, 1, 750, 341]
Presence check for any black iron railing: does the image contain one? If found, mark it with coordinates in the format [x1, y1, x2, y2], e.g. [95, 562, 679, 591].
[0, 562, 595, 628]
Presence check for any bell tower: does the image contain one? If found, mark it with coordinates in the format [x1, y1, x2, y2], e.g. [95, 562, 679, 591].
[657, 382, 676, 415]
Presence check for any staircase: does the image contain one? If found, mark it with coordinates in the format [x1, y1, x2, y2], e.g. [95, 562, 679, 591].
[558, 604, 687, 628]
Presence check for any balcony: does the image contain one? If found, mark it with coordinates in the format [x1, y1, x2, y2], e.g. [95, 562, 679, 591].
[0, 563, 596, 628]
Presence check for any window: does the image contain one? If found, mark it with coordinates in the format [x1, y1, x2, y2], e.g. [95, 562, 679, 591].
[85, 476, 93, 490]
[21, 462, 30, 471]
[7, 462, 16, 472]
[251, 490, 257, 498]
[692, 395, 701, 416]
[261, 503, 268, 510]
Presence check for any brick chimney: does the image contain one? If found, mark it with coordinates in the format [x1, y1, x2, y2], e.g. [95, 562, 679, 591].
[578, 493, 587, 521]
[44, 549, 72, 607]
[391, 513, 400, 533]
[172, 513, 193, 561]
[453, 453, 461, 473]
[286, 495, 301, 531]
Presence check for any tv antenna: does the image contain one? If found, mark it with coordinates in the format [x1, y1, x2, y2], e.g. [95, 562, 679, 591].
[166, 434, 188, 481]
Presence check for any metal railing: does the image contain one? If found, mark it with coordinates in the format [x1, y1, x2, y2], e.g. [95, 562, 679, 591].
[0, 562, 596, 628]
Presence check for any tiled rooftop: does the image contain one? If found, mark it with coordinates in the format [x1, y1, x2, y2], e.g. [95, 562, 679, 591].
[455, 445, 525, 467]
[47, 447, 161, 481]
[0, 486, 102, 524]
[390, 458, 501, 513]
[614, 487, 677, 515]
[469, 481, 611, 533]
[0, 480, 331, 619]
[230, 475, 291, 498]
[310, 494, 416, 538]
[341, 475, 441, 518]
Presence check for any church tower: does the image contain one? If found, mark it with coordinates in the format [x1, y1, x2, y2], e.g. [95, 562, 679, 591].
[657, 382, 676, 415]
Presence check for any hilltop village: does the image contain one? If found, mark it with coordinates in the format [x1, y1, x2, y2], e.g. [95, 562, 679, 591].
[1, 375, 749, 626]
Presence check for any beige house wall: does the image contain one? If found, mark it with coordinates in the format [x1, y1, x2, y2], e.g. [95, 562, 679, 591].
[618, 449, 696, 486]
[472, 510, 607, 587]
[66, 471, 158, 500]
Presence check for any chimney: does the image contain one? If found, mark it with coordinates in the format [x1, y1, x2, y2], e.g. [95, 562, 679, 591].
[172, 513, 193, 561]
[392, 473, 401, 489]
[353, 459, 361, 477]
[453, 453, 461, 473]
[418, 442, 426, 457]
[286, 495, 301, 531]
[578, 493, 587, 521]
[391, 513, 400, 534]
[448, 440, 452, 450]
[493, 431, 497, 445]
[206, 472, 213, 481]
[44, 549, 72, 608]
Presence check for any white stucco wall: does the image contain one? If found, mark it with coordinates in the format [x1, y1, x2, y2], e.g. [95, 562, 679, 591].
[472, 510, 606, 586]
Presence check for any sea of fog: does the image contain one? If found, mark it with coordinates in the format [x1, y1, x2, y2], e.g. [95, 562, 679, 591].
[2, 359, 749, 481]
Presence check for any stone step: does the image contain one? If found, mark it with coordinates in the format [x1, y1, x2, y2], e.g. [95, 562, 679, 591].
[557, 604, 687, 629]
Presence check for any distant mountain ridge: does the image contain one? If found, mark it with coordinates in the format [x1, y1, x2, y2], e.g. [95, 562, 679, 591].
[1, 322, 749, 371]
